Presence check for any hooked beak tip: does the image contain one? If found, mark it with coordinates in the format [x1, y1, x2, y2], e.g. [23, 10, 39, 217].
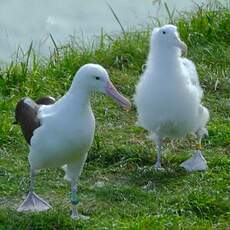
[174, 35, 187, 56]
[124, 102, 132, 111]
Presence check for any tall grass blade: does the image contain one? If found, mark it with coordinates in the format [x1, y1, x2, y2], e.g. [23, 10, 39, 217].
[50, 33, 59, 56]
[25, 41, 33, 70]
[106, 1, 126, 36]
[164, 2, 175, 23]
[100, 28, 104, 49]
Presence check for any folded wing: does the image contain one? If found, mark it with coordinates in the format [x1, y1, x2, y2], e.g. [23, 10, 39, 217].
[15, 96, 55, 145]
[181, 58, 203, 99]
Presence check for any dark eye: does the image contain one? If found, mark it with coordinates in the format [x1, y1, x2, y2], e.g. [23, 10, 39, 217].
[95, 76, 100, 80]
[162, 31, 166, 34]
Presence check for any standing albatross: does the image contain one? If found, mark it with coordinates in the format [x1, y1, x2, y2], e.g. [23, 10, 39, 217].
[134, 25, 209, 171]
[16, 64, 131, 219]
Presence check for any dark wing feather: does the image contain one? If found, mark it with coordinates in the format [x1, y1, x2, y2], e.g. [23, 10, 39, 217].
[15, 96, 55, 145]
[36, 96, 56, 105]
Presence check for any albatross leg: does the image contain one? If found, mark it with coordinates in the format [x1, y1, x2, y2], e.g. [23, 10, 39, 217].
[70, 181, 89, 220]
[17, 170, 51, 212]
[154, 137, 165, 171]
[70, 182, 79, 219]
[180, 135, 208, 172]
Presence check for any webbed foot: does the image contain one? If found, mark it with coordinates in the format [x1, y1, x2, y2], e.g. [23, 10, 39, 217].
[154, 162, 165, 171]
[17, 191, 51, 212]
[180, 150, 208, 172]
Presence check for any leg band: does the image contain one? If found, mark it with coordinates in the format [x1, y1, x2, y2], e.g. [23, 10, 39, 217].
[71, 185, 79, 205]
[196, 143, 202, 150]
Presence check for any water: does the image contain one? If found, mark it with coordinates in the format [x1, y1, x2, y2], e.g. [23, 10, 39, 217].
[0, 0, 226, 62]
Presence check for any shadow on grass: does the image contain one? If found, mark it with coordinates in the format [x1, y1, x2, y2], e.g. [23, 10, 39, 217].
[0, 208, 85, 229]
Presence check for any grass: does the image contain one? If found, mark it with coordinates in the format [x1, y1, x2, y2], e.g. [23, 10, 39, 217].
[0, 1, 230, 229]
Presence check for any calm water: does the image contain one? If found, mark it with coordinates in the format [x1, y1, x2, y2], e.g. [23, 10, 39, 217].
[0, 0, 226, 62]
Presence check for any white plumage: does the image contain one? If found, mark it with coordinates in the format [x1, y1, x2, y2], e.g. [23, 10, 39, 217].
[134, 25, 209, 171]
[17, 64, 131, 219]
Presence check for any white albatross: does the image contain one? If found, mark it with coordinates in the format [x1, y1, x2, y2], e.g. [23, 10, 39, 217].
[134, 25, 209, 171]
[15, 63, 131, 219]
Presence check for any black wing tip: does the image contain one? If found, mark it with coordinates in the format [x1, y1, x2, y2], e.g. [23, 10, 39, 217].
[15, 97, 37, 121]
[15, 96, 56, 123]
[15, 96, 56, 145]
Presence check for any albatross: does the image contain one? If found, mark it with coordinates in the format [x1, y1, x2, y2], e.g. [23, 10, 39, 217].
[134, 25, 209, 171]
[16, 63, 131, 219]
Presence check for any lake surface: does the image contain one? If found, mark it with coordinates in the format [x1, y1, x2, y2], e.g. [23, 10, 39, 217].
[0, 0, 227, 62]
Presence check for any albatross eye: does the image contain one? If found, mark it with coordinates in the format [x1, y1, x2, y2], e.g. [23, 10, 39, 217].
[162, 31, 166, 34]
[95, 76, 100, 80]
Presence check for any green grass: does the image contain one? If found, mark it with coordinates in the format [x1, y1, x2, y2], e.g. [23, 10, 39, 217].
[0, 2, 230, 229]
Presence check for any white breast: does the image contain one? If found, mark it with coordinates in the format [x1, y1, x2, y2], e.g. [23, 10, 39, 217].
[134, 61, 201, 138]
[29, 103, 95, 170]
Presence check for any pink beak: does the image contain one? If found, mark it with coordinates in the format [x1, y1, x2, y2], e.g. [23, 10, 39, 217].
[175, 37, 187, 56]
[105, 80, 131, 111]
[178, 40, 187, 56]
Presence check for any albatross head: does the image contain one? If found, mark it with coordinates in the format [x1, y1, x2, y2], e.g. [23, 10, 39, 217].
[152, 24, 187, 56]
[73, 64, 131, 110]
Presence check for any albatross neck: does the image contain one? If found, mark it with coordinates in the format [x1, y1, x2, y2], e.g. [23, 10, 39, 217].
[154, 46, 180, 64]
[148, 46, 181, 74]
[58, 85, 92, 111]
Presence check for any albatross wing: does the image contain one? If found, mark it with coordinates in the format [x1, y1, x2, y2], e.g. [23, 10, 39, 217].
[15, 96, 55, 145]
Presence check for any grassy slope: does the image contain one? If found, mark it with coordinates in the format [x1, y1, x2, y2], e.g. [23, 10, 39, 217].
[0, 3, 229, 230]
